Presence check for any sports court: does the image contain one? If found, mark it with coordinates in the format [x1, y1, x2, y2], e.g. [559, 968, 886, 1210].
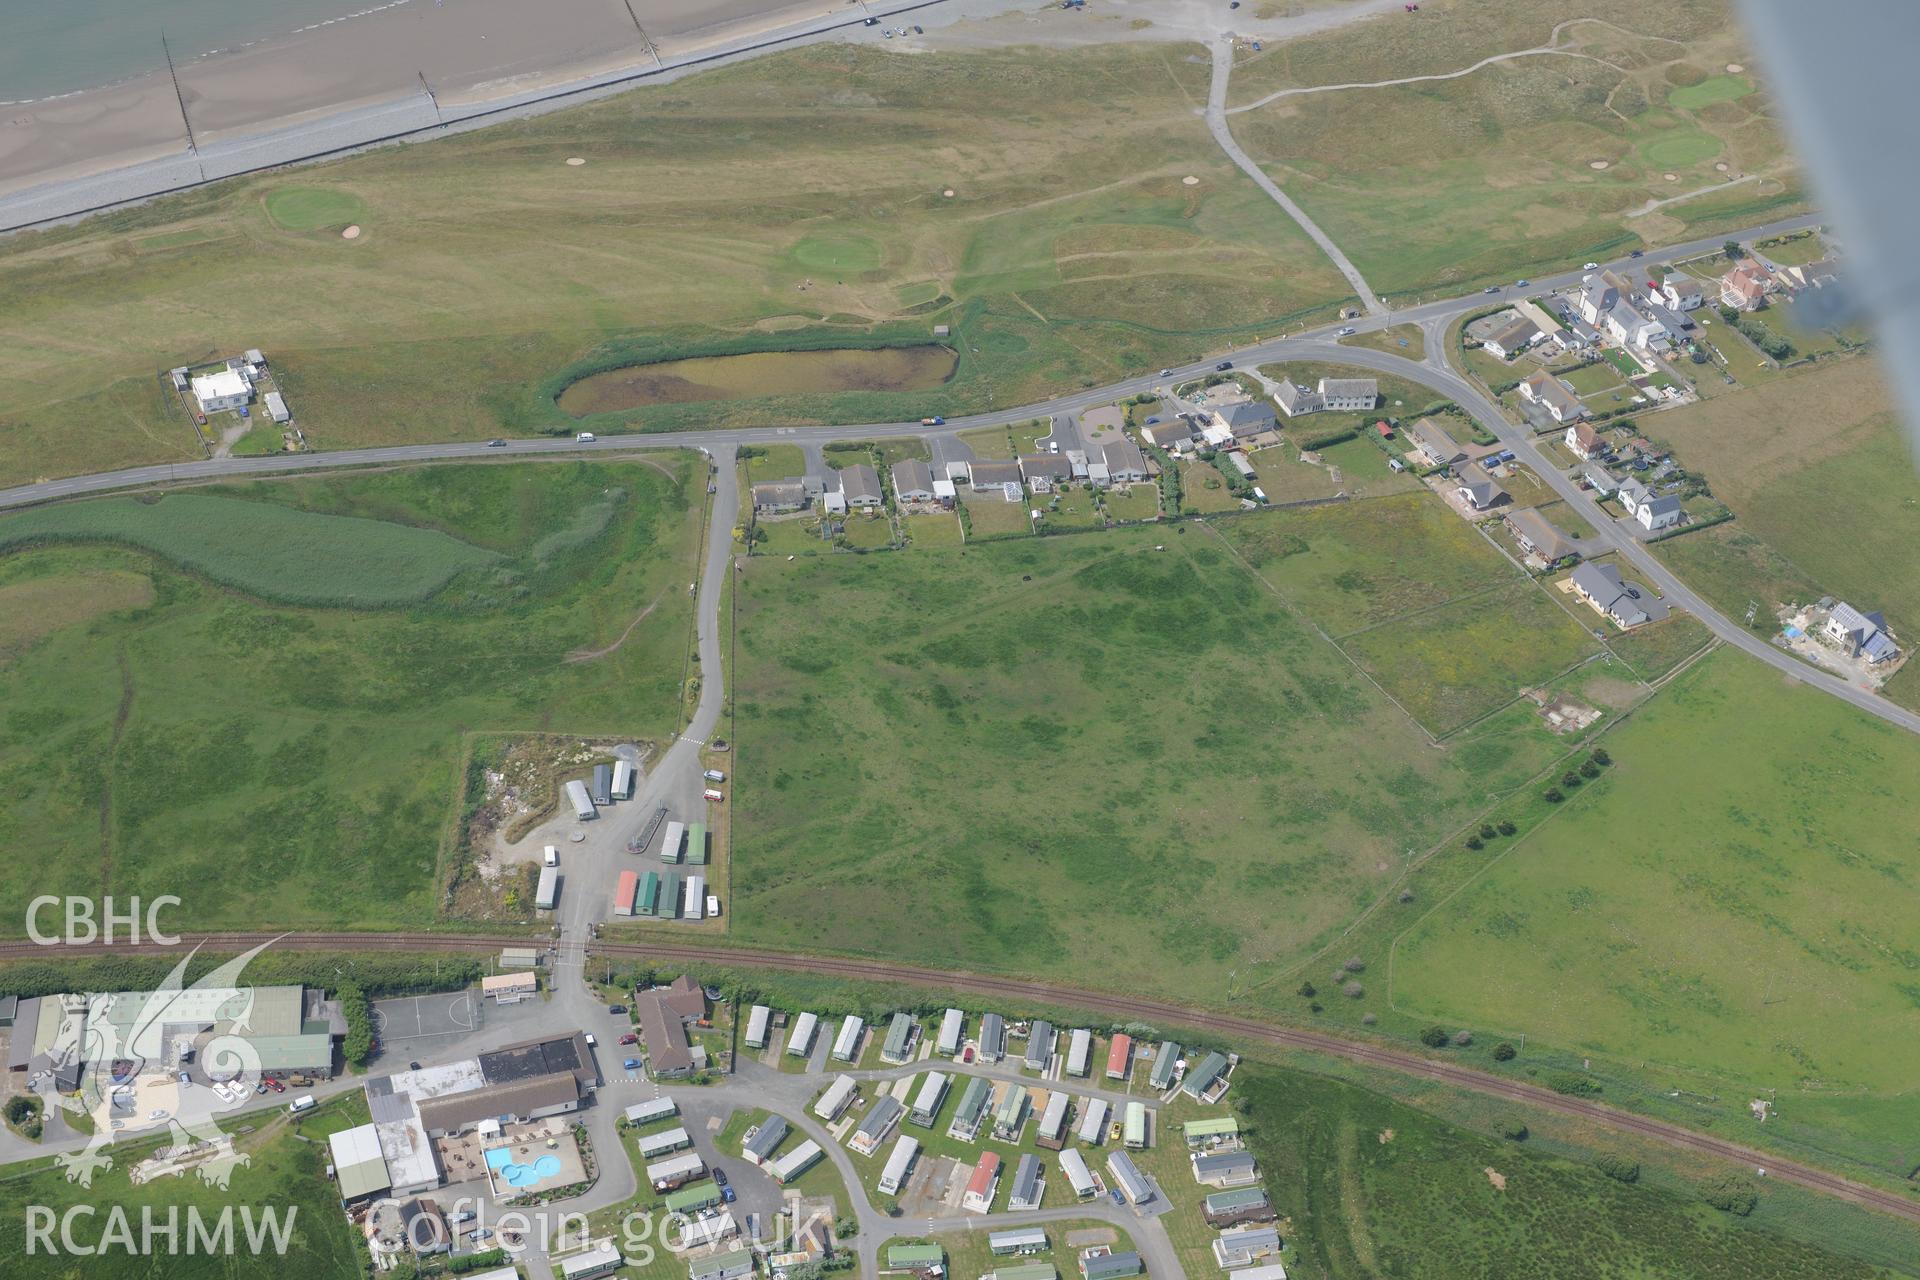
[371, 990, 483, 1045]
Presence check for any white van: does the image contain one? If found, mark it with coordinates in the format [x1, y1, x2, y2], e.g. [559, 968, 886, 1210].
[703, 789, 724, 803]
[576, 431, 597, 443]
[544, 845, 559, 868]
[706, 895, 721, 918]
[702, 769, 726, 783]
[288, 1095, 316, 1115]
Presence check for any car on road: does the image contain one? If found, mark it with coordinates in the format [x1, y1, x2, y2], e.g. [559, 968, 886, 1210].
[1629, 249, 1644, 258]
[1515, 279, 1530, 288]
[1337, 326, 1357, 336]
[1215, 360, 1233, 371]
[609, 1004, 627, 1015]
[266, 1078, 285, 1093]
[409, 1061, 422, 1071]
[488, 439, 506, 448]
[576, 431, 596, 443]
[622, 1058, 641, 1071]
[862, 15, 878, 23]
[920, 416, 944, 426]
[1583, 262, 1599, 270]
[1483, 285, 1500, 294]
[1159, 369, 1172, 377]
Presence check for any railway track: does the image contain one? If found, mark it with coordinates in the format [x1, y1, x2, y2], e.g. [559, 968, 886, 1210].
[7, 930, 1916, 1224]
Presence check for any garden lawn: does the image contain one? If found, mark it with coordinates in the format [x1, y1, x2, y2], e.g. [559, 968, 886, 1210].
[729, 524, 1571, 1004]
[0, 458, 702, 932]
[1393, 649, 1920, 1094]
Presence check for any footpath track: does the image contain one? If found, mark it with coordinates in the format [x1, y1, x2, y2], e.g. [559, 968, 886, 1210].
[8, 930, 1917, 1225]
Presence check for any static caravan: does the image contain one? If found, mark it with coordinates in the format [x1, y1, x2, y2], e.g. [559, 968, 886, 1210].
[851, 1096, 904, 1156]
[686, 821, 708, 865]
[658, 872, 681, 920]
[636, 871, 660, 918]
[625, 1098, 678, 1127]
[938, 1008, 966, 1056]
[745, 1004, 772, 1050]
[1123, 1102, 1149, 1149]
[1035, 1091, 1070, 1150]
[788, 1012, 820, 1058]
[832, 1015, 865, 1062]
[535, 865, 560, 911]
[1025, 1021, 1055, 1070]
[881, 1011, 917, 1064]
[1058, 1148, 1096, 1200]
[1106, 1151, 1154, 1206]
[647, 1151, 707, 1191]
[878, 1135, 920, 1195]
[979, 1013, 1006, 1063]
[637, 1126, 692, 1158]
[1065, 1029, 1092, 1077]
[1008, 1153, 1044, 1211]
[948, 1075, 993, 1142]
[909, 1071, 949, 1127]
[614, 870, 639, 917]
[991, 1227, 1049, 1257]
[769, 1139, 822, 1184]
[564, 779, 596, 821]
[686, 875, 706, 915]
[1149, 1041, 1181, 1091]
[591, 763, 613, 806]
[1076, 1097, 1109, 1146]
[660, 820, 685, 863]
[611, 759, 635, 800]
[743, 1115, 789, 1166]
[814, 1073, 856, 1121]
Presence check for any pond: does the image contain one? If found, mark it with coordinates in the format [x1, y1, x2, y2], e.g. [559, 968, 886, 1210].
[558, 346, 957, 416]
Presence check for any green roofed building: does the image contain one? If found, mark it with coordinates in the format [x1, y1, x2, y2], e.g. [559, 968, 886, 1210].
[1182, 1050, 1230, 1100]
[986, 1266, 1057, 1280]
[664, 1180, 722, 1214]
[688, 822, 709, 866]
[661, 871, 682, 920]
[887, 1243, 946, 1274]
[1184, 1116, 1239, 1146]
[689, 1247, 754, 1280]
[1149, 1041, 1181, 1091]
[637, 871, 662, 918]
[882, 1012, 917, 1063]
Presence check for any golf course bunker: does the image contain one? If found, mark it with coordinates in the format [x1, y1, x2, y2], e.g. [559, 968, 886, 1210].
[558, 346, 958, 415]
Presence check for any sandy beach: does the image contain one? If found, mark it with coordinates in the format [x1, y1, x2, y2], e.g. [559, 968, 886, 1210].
[0, 0, 849, 203]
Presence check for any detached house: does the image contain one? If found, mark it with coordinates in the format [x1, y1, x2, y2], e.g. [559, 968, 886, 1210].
[892, 459, 936, 504]
[1407, 417, 1466, 470]
[1823, 602, 1900, 664]
[1564, 422, 1605, 461]
[1454, 462, 1507, 512]
[1577, 275, 1619, 325]
[839, 463, 884, 509]
[1519, 371, 1586, 423]
[752, 480, 809, 514]
[1018, 454, 1073, 495]
[1482, 315, 1542, 360]
[1720, 260, 1774, 311]
[1210, 401, 1277, 440]
[1570, 561, 1670, 629]
[1660, 276, 1704, 311]
[1102, 439, 1149, 485]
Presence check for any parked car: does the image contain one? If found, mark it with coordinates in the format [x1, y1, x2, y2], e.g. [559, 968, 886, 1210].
[409, 1061, 422, 1071]
[620, 1033, 639, 1045]
[609, 1004, 627, 1015]
[703, 788, 725, 802]
[706, 895, 721, 918]
[1109, 1187, 1126, 1206]
[266, 1078, 285, 1093]
[712, 1169, 729, 1187]
[623, 1058, 641, 1071]
[255, 1081, 269, 1095]
[1583, 262, 1599, 270]
[178, 1072, 191, 1086]
[722, 1186, 737, 1204]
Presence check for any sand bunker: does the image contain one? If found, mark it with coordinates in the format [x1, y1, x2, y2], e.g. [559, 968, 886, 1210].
[1588, 160, 1609, 170]
[1726, 63, 1744, 73]
[942, 188, 955, 197]
[1715, 161, 1730, 172]
[1485, 1167, 1507, 1191]
[1182, 175, 1199, 185]
[341, 225, 361, 239]
[1664, 172, 1678, 181]
[566, 157, 586, 166]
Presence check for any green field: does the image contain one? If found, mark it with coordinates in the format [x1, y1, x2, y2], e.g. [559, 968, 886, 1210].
[0, 1097, 365, 1279]
[0, 458, 702, 931]
[729, 512, 1577, 1002]
[0, 493, 499, 606]
[0, 42, 1353, 486]
[1227, 0, 1801, 298]
[1669, 73, 1755, 109]
[1394, 650, 1920, 1096]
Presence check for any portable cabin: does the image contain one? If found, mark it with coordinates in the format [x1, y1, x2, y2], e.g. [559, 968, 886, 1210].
[788, 1012, 819, 1058]
[614, 870, 639, 917]
[938, 1008, 966, 1056]
[745, 1004, 772, 1049]
[535, 866, 560, 910]
[686, 821, 708, 865]
[611, 759, 635, 800]
[591, 763, 613, 806]
[564, 779, 596, 821]
[660, 820, 685, 863]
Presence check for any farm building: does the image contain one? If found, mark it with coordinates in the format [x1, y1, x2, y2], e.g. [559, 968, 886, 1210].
[993, 1086, 1030, 1141]
[991, 1228, 1049, 1257]
[1065, 1029, 1092, 1077]
[647, 1151, 707, 1191]
[689, 1248, 754, 1280]
[937, 1008, 965, 1055]
[1183, 1051, 1230, 1101]
[963, 1152, 1002, 1212]
[661, 821, 685, 863]
[1025, 1022, 1055, 1070]
[1035, 1091, 1071, 1150]
[1008, 1153, 1045, 1210]
[1123, 1102, 1149, 1149]
[879, 1135, 920, 1195]
[1079, 1251, 1141, 1280]
[564, 779, 596, 821]
[614, 870, 640, 917]
[910, 1071, 950, 1126]
[833, 1015, 865, 1062]
[1059, 1147, 1096, 1199]
[815, 1074, 857, 1120]
[1193, 1150, 1258, 1188]
[745, 1005, 772, 1049]
[1184, 1117, 1239, 1148]
[535, 866, 560, 911]
[591, 764, 613, 806]
[625, 1097, 678, 1126]
[1077, 1098, 1108, 1146]
[1105, 1151, 1153, 1206]
[769, 1140, 823, 1184]
[637, 1126, 692, 1158]
[1213, 1226, 1281, 1269]
[743, 1114, 789, 1165]
[948, 1075, 994, 1141]
[979, 1013, 1007, 1063]
[852, 1095, 905, 1156]
[1106, 1035, 1133, 1080]
[882, 1012, 918, 1063]
[1204, 1186, 1275, 1228]
[612, 759, 635, 800]
[1149, 1041, 1181, 1090]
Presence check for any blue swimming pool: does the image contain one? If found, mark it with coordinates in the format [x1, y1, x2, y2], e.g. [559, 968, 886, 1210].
[485, 1147, 565, 1189]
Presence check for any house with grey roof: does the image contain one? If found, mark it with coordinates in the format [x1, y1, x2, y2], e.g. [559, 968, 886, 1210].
[1483, 314, 1543, 360]
[1455, 462, 1508, 512]
[1407, 417, 1466, 470]
[1577, 276, 1619, 324]
[752, 480, 809, 514]
[1318, 377, 1377, 411]
[892, 458, 935, 504]
[968, 461, 1022, 492]
[1019, 453, 1074, 494]
[1211, 401, 1278, 439]
[839, 463, 884, 509]
[1141, 419, 1196, 451]
[1505, 508, 1578, 566]
[1519, 371, 1585, 423]
[1581, 463, 1621, 495]
[1101, 439, 1149, 485]
[1823, 603, 1900, 663]
[1569, 561, 1670, 629]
